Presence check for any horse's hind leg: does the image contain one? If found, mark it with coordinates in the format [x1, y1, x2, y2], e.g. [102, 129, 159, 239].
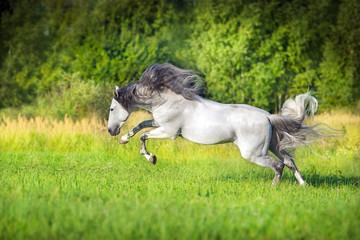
[281, 152, 306, 185]
[235, 142, 284, 186]
[269, 140, 306, 185]
[252, 155, 284, 186]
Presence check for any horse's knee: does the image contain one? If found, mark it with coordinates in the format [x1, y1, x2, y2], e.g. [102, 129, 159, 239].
[275, 162, 285, 173]
[140, 134, 147, 142]
[268, 157, 284, 173]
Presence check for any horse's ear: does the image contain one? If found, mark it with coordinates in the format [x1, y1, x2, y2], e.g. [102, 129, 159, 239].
[113, 86, 120, 98]
[113, 90, 119, 98]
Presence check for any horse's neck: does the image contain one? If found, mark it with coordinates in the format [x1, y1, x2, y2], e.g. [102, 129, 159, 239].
[130, 94, 162, 113]
[134, 100, 153, 112]
[137, 91, 191, 113]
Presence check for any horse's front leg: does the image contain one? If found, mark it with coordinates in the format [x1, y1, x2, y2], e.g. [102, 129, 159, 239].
[119, 119, 158, 144]
[140, 128, 177, 165]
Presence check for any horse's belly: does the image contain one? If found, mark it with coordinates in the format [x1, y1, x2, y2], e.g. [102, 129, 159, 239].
[180, 123, 235, 145]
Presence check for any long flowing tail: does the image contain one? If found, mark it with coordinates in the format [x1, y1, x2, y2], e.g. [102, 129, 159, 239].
[268, 92, 325, 158]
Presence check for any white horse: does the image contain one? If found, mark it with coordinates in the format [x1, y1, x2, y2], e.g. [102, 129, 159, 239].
[108, 63, 321, 185]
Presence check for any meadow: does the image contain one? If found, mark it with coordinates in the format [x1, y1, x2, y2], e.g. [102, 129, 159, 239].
[0, 111, 359, 239]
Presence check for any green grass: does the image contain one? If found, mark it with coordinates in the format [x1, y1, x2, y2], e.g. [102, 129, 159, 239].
[0, 113, 359, 239]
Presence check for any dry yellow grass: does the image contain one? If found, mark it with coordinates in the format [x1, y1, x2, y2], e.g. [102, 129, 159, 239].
[315, 111, 360, 127]
[0, 111, 154, 153]
[2, 110, 358, 136]
[0, 111, 358, 154]
[0, 111, 152, 135]
[312, 112, 360, 153]
[1, 115, 104, 134]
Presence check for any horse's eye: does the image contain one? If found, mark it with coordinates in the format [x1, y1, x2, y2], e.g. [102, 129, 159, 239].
[110, 108, 114, 112]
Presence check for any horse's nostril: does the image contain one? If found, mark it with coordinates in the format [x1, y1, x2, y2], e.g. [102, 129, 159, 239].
[108, 128, 111, 133]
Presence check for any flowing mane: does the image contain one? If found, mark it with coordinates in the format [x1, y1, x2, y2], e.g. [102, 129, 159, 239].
[136, 63, 206, 100]
[114, 63, 206, 110]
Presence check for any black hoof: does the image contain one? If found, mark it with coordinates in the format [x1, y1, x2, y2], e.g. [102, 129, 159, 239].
[149, 154, 157, 165]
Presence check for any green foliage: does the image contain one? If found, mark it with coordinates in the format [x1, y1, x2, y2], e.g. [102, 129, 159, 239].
[318, 0, 360, 108]
[0, 0, 359, 117]
[35, 72, 113, 119]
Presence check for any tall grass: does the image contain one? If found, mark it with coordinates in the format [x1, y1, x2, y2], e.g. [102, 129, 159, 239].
[0, 111, 359, 239]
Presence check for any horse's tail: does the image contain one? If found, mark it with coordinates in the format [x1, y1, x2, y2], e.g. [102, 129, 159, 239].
[268, 92, 325, 158]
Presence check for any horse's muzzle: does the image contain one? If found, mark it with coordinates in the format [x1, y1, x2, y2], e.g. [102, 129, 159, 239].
[108, 127, 120, 136]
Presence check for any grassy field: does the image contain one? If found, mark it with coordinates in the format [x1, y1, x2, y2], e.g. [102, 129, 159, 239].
[0, 111, 359, 239]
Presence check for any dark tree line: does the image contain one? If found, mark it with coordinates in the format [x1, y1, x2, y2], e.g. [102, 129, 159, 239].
[0, 0, 359, 118]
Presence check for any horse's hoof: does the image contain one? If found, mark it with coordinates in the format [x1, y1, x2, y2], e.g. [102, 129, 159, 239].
[271, 181, 281, 187]
[119, 137, 129, 144]
[149, 154, 157, 165]
[300, 182, 309, 187]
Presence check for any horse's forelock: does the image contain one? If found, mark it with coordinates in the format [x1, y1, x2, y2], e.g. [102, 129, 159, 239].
[114, 82, 137, 110]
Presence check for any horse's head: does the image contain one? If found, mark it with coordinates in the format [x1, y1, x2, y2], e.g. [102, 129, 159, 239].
[108, 86, 130, 136]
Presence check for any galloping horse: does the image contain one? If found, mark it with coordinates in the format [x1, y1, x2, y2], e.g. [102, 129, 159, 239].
[108, 63, 321, 185]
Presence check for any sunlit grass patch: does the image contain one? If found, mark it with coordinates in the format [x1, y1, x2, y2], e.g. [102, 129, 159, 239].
[0, 111, 359, 239]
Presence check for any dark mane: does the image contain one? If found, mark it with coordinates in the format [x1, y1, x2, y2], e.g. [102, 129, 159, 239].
[114, 82, 137, 110]
[114, 63, 206, 110]
[137, 63, 206, 100]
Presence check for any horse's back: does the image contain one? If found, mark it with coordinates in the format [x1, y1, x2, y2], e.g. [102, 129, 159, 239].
[179, 99, 272, 146]
[228, 103, 270, 115]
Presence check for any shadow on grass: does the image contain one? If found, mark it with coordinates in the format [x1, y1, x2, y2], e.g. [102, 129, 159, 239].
[303, 174, 360, 187]
[215, 170, 360, 188]
[273, 170, 360, 187]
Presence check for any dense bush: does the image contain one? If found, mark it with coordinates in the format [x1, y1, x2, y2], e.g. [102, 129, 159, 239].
[0, 0, 359, 118]
[34, 72, 113, 119]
